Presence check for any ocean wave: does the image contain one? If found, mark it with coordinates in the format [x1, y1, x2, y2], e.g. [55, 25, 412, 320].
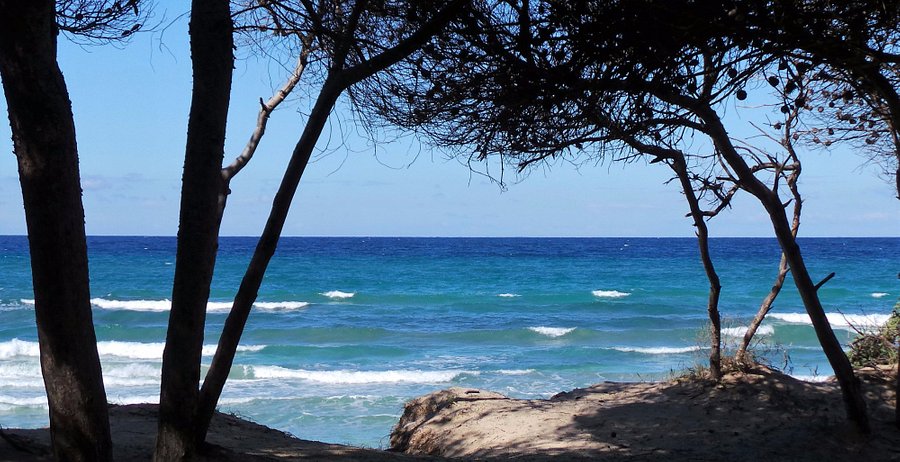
[83, 298, 308, 313]
[791, 375, 833, 383]
[612, 346, 701, 354]
[0, 338, 39, 359]
[871, 292, 890, 298]
[321, 290, 355, 300]
[497, 293, 520, 298]
[253, 301, 310, 311]
[528, 326, 576, 338]
[721, 325, 775, 338]
[495, 369, 535, 375]
[244, 366, 473, 384]
[0, 395, 47, 407]
[769, 312, 890, 330]
[591, 290, 630, 298]
[0, 339, 265, 360]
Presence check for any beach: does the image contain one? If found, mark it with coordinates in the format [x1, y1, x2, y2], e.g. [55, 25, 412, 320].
[2, 365, 898, 460]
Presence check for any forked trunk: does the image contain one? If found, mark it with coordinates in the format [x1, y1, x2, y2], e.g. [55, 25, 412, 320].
[155, 1, 233, 460]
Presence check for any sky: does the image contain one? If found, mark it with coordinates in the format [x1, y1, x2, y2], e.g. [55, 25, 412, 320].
[0, 7, 897, 237]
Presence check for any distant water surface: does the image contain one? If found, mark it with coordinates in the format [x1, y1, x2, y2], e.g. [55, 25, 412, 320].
[0, 236, 897, 446]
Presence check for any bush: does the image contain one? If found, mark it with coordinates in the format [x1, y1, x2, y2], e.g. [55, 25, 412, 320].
[848, 301, 900, 367]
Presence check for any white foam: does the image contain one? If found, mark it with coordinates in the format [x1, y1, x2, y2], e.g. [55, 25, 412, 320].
[0, 338, 40, 359]
[496, 369, 535, 375]
[321, 290, 355, 299]
[86, 298, 308, 313]
[0, 395, 48, 407]
[246, 366, 471, 384]
[0, 339, 264, 360]
[769, 312, 890, 330]
[791, 375, 833, 383]
[253, 301, 310, 311]
[497, 293, 520, 298]
[528, 326, 576, 338]
[612, 346, 701, 354]
[721, 325, 775, 338]
[592, 290, 630, 298]
[20, 299, 34, 305]
[871, 292, 890, 298]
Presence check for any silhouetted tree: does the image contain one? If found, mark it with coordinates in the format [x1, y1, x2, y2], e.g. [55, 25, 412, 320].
[153, 1, 469, 458]
[357, 0, 872, 431]
[0, 1, 146, 460]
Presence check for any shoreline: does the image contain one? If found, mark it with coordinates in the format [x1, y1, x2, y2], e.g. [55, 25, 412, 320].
[3, 366, 898, 461]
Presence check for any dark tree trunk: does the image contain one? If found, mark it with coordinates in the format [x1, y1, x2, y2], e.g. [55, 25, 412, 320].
[691, 102, 870, 434]
[670, 154, 722, 380]
[0, 1, 112, 460]
[193, 0, 466, 443]
[155, 1, 233, 460]
[737, 254, 788, 363]
[196, 78, 345, 445]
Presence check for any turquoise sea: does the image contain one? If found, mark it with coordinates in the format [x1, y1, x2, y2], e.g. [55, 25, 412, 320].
[0, 236, 897, 446]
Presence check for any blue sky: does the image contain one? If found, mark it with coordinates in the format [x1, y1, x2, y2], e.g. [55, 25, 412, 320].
[0, 9, 897, 237]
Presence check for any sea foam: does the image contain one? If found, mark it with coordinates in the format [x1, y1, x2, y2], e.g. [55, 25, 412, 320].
[871, 292, 890, 298]
[592, 290, 630, 298]
[612, 346, 701, 354]
[84, 298, 308, 313]
[769, 312, 890, 330]
[497, 293, 521, 298]
[0, 339, 265, 360]
[246, 366, 471, 384]
[528, 326, 576, 338]
[721, 325, 775, 338]
[321, 290, 355, 299]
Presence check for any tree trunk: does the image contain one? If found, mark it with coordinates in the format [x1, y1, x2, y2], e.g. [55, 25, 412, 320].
[196, 78, 345, 444]
[693, 102, 870, 433]
[0, 1, 112, 460]
[155, 1, 233, 460]
[736, 254, 788, 363]
[670, 154, 722, 380]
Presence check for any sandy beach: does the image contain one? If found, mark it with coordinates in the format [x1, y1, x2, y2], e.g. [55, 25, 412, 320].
[2, 365, 899, 461]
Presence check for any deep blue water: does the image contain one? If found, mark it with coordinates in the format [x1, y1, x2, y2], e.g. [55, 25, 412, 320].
[0, 236, 897, 446]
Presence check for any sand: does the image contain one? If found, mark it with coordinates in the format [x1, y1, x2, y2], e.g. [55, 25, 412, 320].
[2, 365, 899, 461]
[391, 365, 900, 461]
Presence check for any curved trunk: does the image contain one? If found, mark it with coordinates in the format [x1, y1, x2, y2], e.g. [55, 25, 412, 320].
[694, 103, 870, 434]
[736, 254, 788, 363]
[0, 1, 112, 460]
[155, 1, 233, 460]
[670, 154, 722, 380]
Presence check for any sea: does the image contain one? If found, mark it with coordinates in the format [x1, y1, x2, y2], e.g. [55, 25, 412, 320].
[0, 236, 897, 447]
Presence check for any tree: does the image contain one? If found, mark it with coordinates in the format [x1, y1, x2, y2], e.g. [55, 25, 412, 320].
[154, 1, 235, 460]
[358, 0, 871, 432]
[155, 1, 469, 458]
[0, 1, 144, 459]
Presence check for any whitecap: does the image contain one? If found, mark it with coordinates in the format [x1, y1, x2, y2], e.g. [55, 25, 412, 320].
[871, 292, 890, 298]
[321, 290, 355, 299]
[497, 293, 520, 298]
[721, 325, 775, 338]
[612, 346, 701, 354]
[528, 326, 576, 338]
[495, 369, 535, 375]
[769, 312, 890, 330]
[0, 339, 265, 361]
[90, 298, 171, 311]
[19, 299, 35, 305]
[591, 290, 630, 298]
[791, 375, 833, 383]
[0, 339, 40, 359]
[253, 301, 310, 311]
[245, 366, 472, 384]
